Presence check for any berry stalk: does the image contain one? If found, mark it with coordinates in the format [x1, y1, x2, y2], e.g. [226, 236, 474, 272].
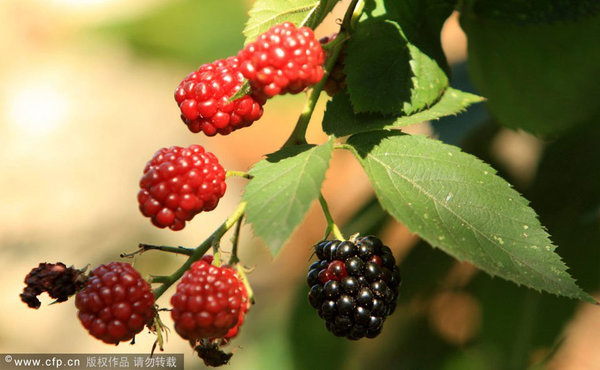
[319, 193, 345, 241]
[151, 201, 247, 300]
[228, 216, 244, 265]
[225, 170, 252, 179]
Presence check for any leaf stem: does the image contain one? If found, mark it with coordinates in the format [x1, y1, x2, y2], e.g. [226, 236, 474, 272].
[334, 142, 361, 160]
[226, 170, 252, 179]
[319, 193, 345, 240]
[151, 201, 247, 300]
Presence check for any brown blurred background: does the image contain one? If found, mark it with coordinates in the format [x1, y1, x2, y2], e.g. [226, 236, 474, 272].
[1, 0, 599, 369]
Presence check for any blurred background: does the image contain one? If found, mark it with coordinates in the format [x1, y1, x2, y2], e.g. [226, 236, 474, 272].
[1, 0, 599, 369]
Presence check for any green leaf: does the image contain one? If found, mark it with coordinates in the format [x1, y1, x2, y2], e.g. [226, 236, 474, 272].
[322, 88, 483, 137]
[460, 1, 600, 135]
[243, 0, 320, 44]
[243, 140, 333, 255]
[346, 131, 594, 302]
[344, 0, 453, 115]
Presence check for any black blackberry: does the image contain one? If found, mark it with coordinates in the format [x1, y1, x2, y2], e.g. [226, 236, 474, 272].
[306, 236, 401, 340]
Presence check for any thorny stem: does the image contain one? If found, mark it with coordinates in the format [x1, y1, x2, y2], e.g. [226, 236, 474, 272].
[151, 201, 247, 300]
[319, 193, 345, 241]
[121, 244, 194, 258]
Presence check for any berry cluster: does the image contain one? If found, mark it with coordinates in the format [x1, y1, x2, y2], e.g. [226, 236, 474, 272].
[138, 144, 226, 231]
[174, 57, 264, 136]
[171, 256, 249, 342]
[307, 236, 401, 339]
[75, 262, 155, 344]
[144, 22, 326, 231]
[175, 22, 325, 135]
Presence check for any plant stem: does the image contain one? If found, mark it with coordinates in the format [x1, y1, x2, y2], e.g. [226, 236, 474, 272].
[319, 193, 345, 240]
[350, 0, 365, 29]
[321, 32, 348, 51]
[150, 275, 172, 284]
[226, 170, 252, 179]
[152, 201, 247, 300]
[282, 33, 348, 147]
[122, 244, 194, 257]
[341, 0, 362, 32]
[229, 216, 244, 265]
[282, 84, 323, 146]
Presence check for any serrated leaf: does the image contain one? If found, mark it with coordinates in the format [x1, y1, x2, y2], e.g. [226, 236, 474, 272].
[345, 0, 453, 115]
[243, 0, 320, 44]
[346, 131, 594, 302]
[323, 88, 483, 137]
[243, 140, 333, 255]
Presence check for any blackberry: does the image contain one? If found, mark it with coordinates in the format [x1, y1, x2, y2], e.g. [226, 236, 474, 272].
[306, 236, 401, 339]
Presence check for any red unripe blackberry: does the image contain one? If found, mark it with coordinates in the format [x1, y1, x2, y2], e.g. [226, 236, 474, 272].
[238, 22, 325, 99]
[174, 57, 264, 136]
[138, 145, 226, 231]
[75, 262, 155, 344]
[307, 236, 401, 340]
[170, 256, 249, 342]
